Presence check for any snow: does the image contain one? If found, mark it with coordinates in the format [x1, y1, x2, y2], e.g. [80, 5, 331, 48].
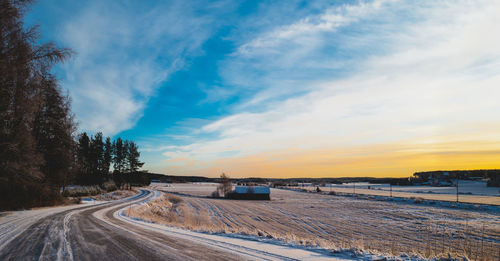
[118, 188, 435, 260]
[304, 181, 500, 205]
[92, 188, 357, 260]
[80, 198, 107, 204]
[0, 203, 94, 250]
[4, 186, 497, 260]
[329, 181, 500, 196]
[157, 183, 500, 259]
[0, 189, 136, 252]
[118, 202, 374, 260]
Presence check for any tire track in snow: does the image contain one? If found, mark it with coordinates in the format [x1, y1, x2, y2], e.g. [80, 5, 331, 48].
[57, 209, 76, 261]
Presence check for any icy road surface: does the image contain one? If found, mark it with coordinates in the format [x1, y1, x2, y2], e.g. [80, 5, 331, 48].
[0, 189, 349, 260]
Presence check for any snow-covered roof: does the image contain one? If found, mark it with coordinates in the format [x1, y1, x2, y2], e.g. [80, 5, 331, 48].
[235, 186, 270, 194]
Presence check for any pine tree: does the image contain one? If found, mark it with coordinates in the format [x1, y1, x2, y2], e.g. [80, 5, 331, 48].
[113, 137, 125, 173]
[90, 132, 104, 184]
[123, 140, 131, 189]
[103, 137, 112, 179]
[33, 76, 75, 195]
[76, 132, 91, 184]
[127, 141, 144, 173]
[113, 137, 125, 188]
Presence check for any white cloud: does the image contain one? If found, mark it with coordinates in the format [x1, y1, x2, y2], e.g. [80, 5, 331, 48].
[217, 0, 402, 110]
[237, 0, 392, 56]
[58, 1, 219, 135]
[159, 0, 500, 174]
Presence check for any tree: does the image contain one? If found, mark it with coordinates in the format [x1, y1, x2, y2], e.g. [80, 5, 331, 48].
[127, 141, 144, 173]
[103, 136, 112, 177]
[126, 141, 144, 190]
[33, 76, 75, 193]
[112, 137, 126, 189]
[90, 132, 104, 184]
[123, 139, 130, 173]
[113, 137, 125, 173]
[0, 0, 73, 209]
[217, 173, 232, 197]
[76, 132, 91, 184]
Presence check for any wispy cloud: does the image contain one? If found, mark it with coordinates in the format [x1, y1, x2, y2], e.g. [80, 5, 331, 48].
[237, 0, 391, 56]
[57, 1, 227, 135]
[158, 0, 500, 177]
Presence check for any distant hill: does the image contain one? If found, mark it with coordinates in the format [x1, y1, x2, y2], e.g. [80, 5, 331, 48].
[144, 173, 411, 186]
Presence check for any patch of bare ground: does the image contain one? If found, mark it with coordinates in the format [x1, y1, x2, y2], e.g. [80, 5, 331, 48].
[130, 184, 500, 260]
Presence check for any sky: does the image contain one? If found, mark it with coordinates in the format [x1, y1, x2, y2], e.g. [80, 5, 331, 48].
[25, 0, 500, 178]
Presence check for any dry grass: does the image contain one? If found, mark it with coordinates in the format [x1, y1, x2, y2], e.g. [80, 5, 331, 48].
[91, 189, 137, 201]
[129, 194, 215, 231]
[131, 184, 500, 260]
[62, 181, 119, 198]
[129, 195, 338, 250]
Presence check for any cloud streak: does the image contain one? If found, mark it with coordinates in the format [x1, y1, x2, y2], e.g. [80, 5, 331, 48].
[157, 0, 500, 177]
[57, 1, 225, 135]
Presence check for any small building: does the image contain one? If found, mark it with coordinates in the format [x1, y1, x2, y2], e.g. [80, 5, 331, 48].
[227, 186, 271, 200]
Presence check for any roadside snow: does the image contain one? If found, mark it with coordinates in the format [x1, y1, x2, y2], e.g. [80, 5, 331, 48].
[80, 198, 107, 204]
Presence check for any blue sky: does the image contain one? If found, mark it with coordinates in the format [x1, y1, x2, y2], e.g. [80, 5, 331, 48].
[26, 0, 500, 177]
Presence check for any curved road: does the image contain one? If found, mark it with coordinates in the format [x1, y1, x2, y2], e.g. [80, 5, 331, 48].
[0, 189, 344, 261]
[0, 190, 242, 261]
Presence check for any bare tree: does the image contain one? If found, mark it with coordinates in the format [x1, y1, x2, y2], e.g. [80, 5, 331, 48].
[217, 173, 232, 197]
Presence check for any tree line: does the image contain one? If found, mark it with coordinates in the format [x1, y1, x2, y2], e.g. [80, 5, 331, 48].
[0, 1, 146, 210]
[75, 132, 147, 189]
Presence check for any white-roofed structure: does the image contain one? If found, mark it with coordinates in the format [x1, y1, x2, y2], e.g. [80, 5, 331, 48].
[229, 186, 271, 200]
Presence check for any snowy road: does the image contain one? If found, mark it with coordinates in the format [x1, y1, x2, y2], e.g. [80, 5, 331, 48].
[0, 189, 348, 260]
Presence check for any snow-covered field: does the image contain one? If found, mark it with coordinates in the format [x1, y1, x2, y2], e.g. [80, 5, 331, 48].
[295, 181, 500, 205]
[131, 183, 500, 260]
[118, 206, 357, 260]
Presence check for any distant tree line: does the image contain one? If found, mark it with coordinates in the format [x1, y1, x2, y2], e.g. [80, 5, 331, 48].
[0, 1, 146, 210]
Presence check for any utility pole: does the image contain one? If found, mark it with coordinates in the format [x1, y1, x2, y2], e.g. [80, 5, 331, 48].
[456, 174, 459, 203]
